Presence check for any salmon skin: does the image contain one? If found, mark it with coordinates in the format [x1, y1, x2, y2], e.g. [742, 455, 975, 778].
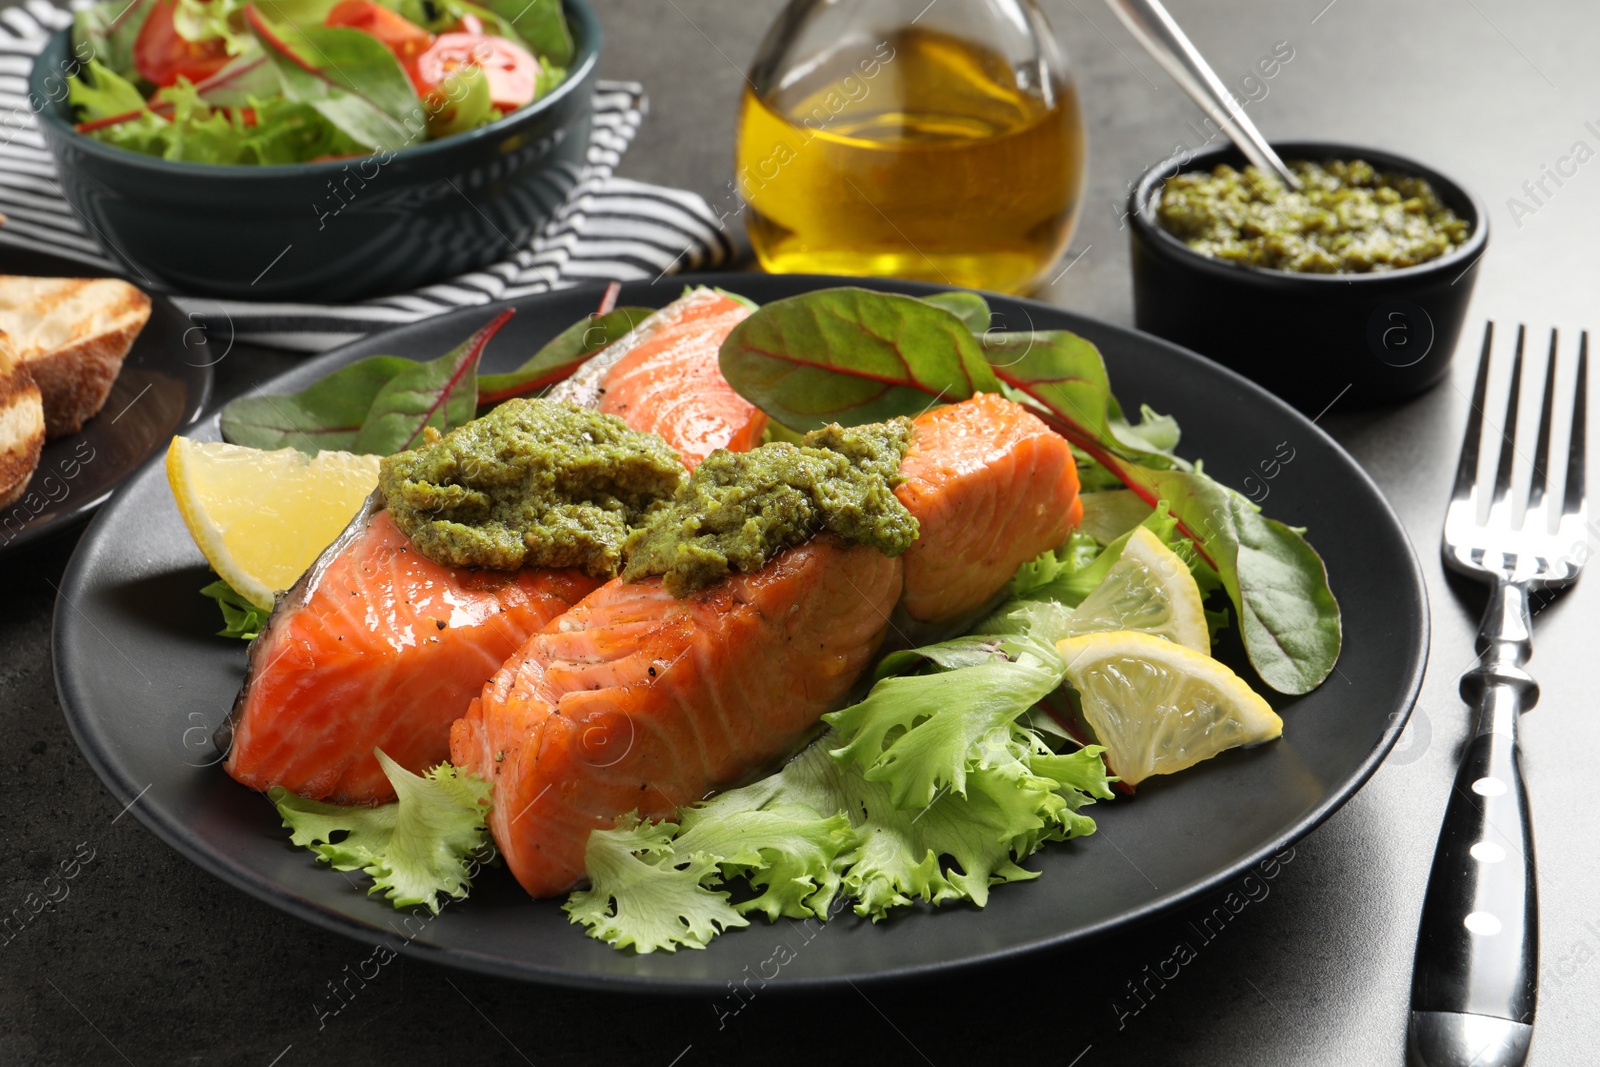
[896, 393, 1082, 624]
[450, 536, 903, 897]
[550, 288, 766, 469]
[221, 496, 600, 804]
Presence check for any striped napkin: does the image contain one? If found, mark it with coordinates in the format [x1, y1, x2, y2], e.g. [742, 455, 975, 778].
[0, 1, 735, 351]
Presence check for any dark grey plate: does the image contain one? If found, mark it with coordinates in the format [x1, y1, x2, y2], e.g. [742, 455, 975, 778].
[53, 273, 1427, 992]
[0, 245, 213, 555]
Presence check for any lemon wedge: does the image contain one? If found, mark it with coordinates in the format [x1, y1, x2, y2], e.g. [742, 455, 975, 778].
[1056, 630, 1281, 787]
[166, 438, 380, 611]
[1062, 525, 1210, 653]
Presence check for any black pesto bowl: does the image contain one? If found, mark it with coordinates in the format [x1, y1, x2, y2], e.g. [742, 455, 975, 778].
[1128, 140, 1488, 412]
[29, 0, 599, 303]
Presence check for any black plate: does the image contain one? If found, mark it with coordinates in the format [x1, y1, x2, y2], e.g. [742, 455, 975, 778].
[53, 274, 1427, 992]
[0, 245, 213, 554]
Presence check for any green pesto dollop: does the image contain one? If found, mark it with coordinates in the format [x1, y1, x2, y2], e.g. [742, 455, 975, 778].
[378, 398, 685, 574]
[621, 419, 919, 597]
[1155, 159, 1471, 273]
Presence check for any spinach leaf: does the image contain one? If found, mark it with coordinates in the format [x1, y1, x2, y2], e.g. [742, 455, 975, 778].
[221, 355, 413, 453]
[352, 309, 514, 455]
[247, 7, 421, 150]
[983, 330, 1183, 464]
[1119, 466, 1340, 695]
[477, 306, 653, 406]
[919, 291, 990, 335]
[717, 286, 1342, 695]
[71, 0, 155, 81]
[423, 64, 492, 138]
[718, 288, 1000, 432]
[991, 356, 1340, 695]
[471, 0, 573, 64]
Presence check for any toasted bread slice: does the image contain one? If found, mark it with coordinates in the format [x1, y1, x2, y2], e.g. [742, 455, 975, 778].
[0, 335, 44, 508]
[0, 277, 152, 438]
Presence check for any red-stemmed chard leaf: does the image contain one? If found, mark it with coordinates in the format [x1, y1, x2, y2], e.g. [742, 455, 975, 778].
[716, 287, 1341, 695]
[246, 5, 420, 150]
[352, 309, 514, 455]
[76, 54, 276, 132]
[477, 306, 654, 408]
[221, 355, 416, 454]
[717, 287, 1000, 431]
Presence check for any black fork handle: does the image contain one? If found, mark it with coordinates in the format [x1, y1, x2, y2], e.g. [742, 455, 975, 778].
[1408, 582, 1539, 1067]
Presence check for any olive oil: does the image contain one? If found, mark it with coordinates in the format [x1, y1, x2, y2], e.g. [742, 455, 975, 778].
[735, 27, 1085, 294]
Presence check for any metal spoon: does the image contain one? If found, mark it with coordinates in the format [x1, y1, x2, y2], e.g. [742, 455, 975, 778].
[1105, 0, 1301, 189]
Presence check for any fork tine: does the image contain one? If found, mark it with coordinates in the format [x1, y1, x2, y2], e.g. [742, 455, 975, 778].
[1490, 325, 1527, 508]
[1452, 322, 1495, 502]
[1563, 330, 1588, 519]
[1526, 329, 1559, 519]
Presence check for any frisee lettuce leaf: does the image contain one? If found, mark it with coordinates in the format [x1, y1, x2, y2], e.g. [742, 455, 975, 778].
[272, 752, 494, 914]
[563, 561, 1116, 953]
[69, 60, 369, 164]
[565, 816, 749, 953]
[564, 725, 1113, 953]
[200, 578, 271, 640]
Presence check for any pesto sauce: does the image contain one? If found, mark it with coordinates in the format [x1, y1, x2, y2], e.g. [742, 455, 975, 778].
[622, 419, 919, 596]
[1155, 159, 1471, 273]
[378, 398, 685, 574]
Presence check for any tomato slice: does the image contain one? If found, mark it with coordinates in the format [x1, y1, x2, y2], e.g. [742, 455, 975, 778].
[412, 33, 537, 110]
[134, 0, 231, 88]
[324, 0, 433, 62]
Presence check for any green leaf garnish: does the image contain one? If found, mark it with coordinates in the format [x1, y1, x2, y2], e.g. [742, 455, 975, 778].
[221, 356, 414, 454]
[351, 309, 511, 455]
[564, 567, 1117, 952]
[564, 815, 748, 953]
[247, 7, 421, 152]
[717, 287, 1001, 431]
[919, 291, 991, 334]
[200, 578, 272, 640]
[472, 0, 573, 65]
[717, 287, 1342, 695]
[271, 752, 493, 914]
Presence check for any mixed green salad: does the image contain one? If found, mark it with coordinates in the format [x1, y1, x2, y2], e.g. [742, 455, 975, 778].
[65, 0, 574, 164]
[213, 286, 1342, 953]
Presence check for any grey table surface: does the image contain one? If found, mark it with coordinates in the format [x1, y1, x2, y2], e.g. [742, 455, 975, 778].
[5, 0, 1600, 1064]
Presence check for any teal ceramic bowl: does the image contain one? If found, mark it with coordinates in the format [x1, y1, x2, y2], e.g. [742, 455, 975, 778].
[29, 0, 599, 302]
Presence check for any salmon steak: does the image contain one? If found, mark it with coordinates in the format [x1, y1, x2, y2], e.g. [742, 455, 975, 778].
[223, 500, 601, 803]
[452, 394, 1083, 898]
[896, 393, 1083, 624]
[450, 536, 903, 897]
[223, 296, 768, 804]
[551, 287, 766, 468]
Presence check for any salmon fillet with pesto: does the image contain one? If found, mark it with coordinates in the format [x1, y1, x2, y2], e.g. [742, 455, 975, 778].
[896, 393, 1083, 624]
[449, 536, 903, 897]
[450, 395, 1082, 899]
[551, 287, 767, 468]
[221, 292, 770, 804]
[223, 500, 600, 803]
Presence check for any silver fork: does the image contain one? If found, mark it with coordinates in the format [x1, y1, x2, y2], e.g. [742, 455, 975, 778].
[1408, 324, 1589, 1067]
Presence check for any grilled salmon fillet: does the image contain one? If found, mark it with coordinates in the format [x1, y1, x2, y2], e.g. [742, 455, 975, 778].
[896, 393, 1083, 623]
[223, 298, 767, 803]
[452, 396, 1082, 898]
[223, 501, 600, 803]
[450, 536, 903, 897]
[551, 288, 765, 468]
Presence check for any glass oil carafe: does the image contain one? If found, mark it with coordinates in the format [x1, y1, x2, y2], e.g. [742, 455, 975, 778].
[735, 0, 1086, 294]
